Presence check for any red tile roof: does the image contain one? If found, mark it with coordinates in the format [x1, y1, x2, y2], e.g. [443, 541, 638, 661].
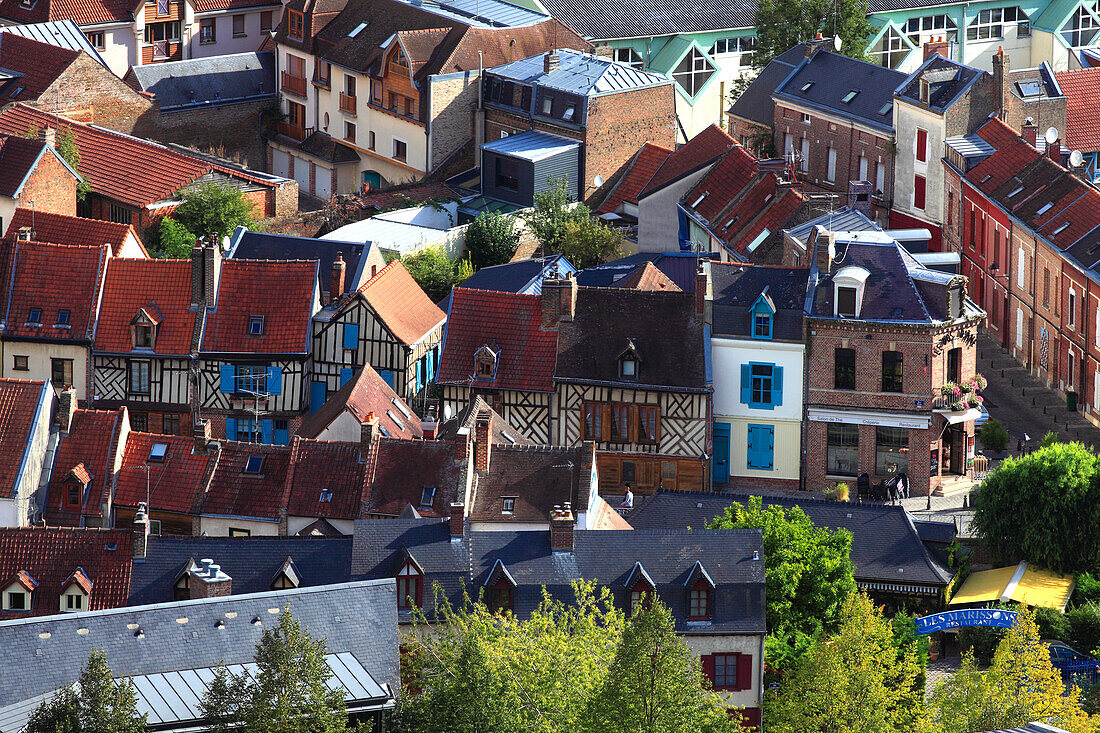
[0, 0, 134, 25]
[4, 241, 108, 341]
[202, 259, 317, 354]
[467, 444, 585, 524]
[115, 432, 215, 514]
[0, 33, 79, 104]
[0, 528, 133, 616]
[7, 208, 147, 257]
[190, 0, 279, 11]
[1055, 67, 1100, 153]
[0, 379, 47, 497]
[614, 261, 681, 291]
[200, 441, 291, 520]
[297, 362, 422, 440]
[364, 439, 460, 517]
[436, 287, 557, 392]
[435, 19, 591, 74]
[45, 409, 123, 520]
[96, 258, 196, 355]
[357, 260, 445, 346]
[684, 145, 758, 223]
[285, 439, 366, 520]
[639, 124, 736, 199]
[597, 141, 672, 215]
[0, 134, 51, 198]
[0, 105, 212, 208]
[731, 187, 805, 255]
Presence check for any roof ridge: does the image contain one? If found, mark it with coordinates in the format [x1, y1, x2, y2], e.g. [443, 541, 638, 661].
[357, 258, 400, 292]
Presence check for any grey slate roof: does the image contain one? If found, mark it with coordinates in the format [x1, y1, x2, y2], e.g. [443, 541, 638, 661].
[488, 49, 670, 95]
[456, 254, 572, 294]
[895, 55, 988, 112]
[126, 52, 275, 111]
[0, 580, 399, 712]
[127, 536, 352, 606]
[576, 252, 706, 291]
[352, 519, 766, 634]
[0, 21, 107, 68]
[627, 490, 954, 588]
[228, 228, 375, 293]
[536, 0, 755, 40]
[710, 263, 807, 341]
[727, 45, 805, 127]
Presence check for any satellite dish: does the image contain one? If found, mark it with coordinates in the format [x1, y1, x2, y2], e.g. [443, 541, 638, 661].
[1071, 150, 1084, 167]
[592, 175, 604, 188]
[833, 35, 842, 51]
[1045, 127, 1059, 145]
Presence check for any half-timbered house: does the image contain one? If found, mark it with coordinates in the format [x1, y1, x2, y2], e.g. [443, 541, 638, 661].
[311, 260, 444, 411]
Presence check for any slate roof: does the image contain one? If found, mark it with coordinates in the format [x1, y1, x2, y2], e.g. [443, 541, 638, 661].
[455, 254, 570, 294]
[436, 394, 534, 445]
[468, 445, 587, 524]
[95, 259, 197, 355]
[201, 259, 317, 354]
[297, 363, 423, 440]
[44, 409, 123, 521]
[6, 209, 145, 256]
[229, 228, 376, 295]
[285, 439, 367, 520]
[627, 490, 953, 588]
[896, 55, 988, 112]
[0, 528, 133, 618]
[639, 124, 736, 199]
[125, 52, 275, 110]
[488, 48, 669, 95]
[356, 261, 445, 347]
[114, 433, 216, 513]
[128, 535, 351, 605]
[0, 33, 79, 105]
[597, 141, 672, 215]
[352, 519, 766, 633]
[436, 287, 557, 391]
[575, 252, 705, 292]
[4, 242, 108, 342]
[295, 130, 361, 164]
[431, 20, 590, 74]
[711, 263, 808, 340]
[728, 45, 805, 127]
[536, 0, 756, 40]
[1054, 66, 1100, 152]
[364, 439, 461, 517]
[0, 20, 108, 67]
[0, 379, 47, 498]
[0, 135, 55, 198]
[201, 442, 292, 521]
[0, 580, 400, 714]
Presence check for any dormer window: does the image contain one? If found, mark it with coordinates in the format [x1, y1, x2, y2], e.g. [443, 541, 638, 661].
[244, 455, 264, 474]
[750, 291, 775, 340]
[57, 309, 70, 326]
[60, 569, 91, 613]
[625, 562, 656, 616]
[319, 490, 333, 502]
[391, 47, 409, 68]
[149, 443, 168, 462]
[396, 561, 422, 610]
[501, 497, 516, 514]
[685, 561, 715, 621]
[134, 324, 153, 349]
[841, 89, 859, 103]
[63, 591, 85, 611]
[419, 486, 436, 509]
[3, 571, 36, 611]
[287, 9, 303, 40]
[618, 340, 640, 381]
[65, 483, 82, 510]
[271, 559, 300, 590]
[488, 579, 513, 613]
[832, 266, 870, 319]
[474, 346, 498, 381]
[249, 316, 264, 335]
[27, 308, 42, 324]
[837, 287, 857, 316]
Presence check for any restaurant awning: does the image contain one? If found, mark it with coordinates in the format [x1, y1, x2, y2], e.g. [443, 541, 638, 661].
[948, 561, 1075, 611]
[933, 407, 983, 424]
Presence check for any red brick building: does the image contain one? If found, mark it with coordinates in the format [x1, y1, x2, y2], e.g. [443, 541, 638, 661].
[0, 133, 80, 229]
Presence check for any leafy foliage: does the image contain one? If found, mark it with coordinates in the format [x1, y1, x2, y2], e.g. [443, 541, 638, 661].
[979, 417, 1010, 452]
[464, 212, 520, 270]
[55, 127, 91, 202]
[764, 593, 927, 733]
[559, 215, 623, 269]
[156, 217, 198, 258]
[174, 182, 258, 246]
[1042, 430, 1062, 448]
[708, 496, 856, 669]
[753, 0, 873, 70]
[956, 620, 1007, 666]
[25, 649, 146, 733]
[402, 246, 469, 302]
[522, 177, 589, 255]
[971, 441, 1100, 572]
[1068, 604, 1100, 657]
[1078, 573, 1100, 606]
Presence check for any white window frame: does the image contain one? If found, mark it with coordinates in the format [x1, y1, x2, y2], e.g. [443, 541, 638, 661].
[1017, 308, 1024, 349]
[826, 147, 837, 183]
[1017, 246, 1025, 288]
[392, 136, 408, 162]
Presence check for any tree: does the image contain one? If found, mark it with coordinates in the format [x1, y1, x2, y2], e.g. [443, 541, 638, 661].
[55, 127, 92, 202]
[753, 0, 873, 70]
[25, 649, 145, 733]
[200, 606, 349, 733]
[709, 496, 856, 669]
[402, 246, 467, 302]
[174, 182, 257, 246]
[764, 593, 927, 733]
[157, 217, 198, 258]
[523, 177, 588, 256]
[971, 441, 1100, 573]
[929, 607, 1097, 733]
[560, 216, 623, 269]
[464, 212, 520, 270]
[979, 417, 1010, 452]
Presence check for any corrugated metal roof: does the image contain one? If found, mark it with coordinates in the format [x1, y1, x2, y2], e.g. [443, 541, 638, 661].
[946, 133, 996, 158]
[481, 129, 580, 161]
[0, 20, 107, 68]
[783, 207, 881, 246]
[127, 52, 275, 110]
[389, 0, 547, 27]
[489, 49, 669, 95]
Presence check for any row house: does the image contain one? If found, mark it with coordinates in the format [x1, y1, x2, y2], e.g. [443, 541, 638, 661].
[436, 274, 712, 496]
[0, 379, 52, 526]
[0, 130, 79, 230]
[269, 0, 584, 197]
[943, 114, 1100, 421]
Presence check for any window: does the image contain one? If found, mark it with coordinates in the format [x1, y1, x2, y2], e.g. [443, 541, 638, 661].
[368, 131, 376, 150]
[629, 581, 652, 616]
[841, 89, 859, 104]
[583, 403, 658, 443]
[708, 654, 750, 691]
[236, 365, 271, 393]
[66, 484, 81, 509]
[108, 204, 132, 224]
[65, 593, 84, 611]
[200, 18, 216, 44]
[947, 347, 961, 383]
[244, 455, 264, 474]
[391, 47, 408, 68]
[396, 563, 422, 610]
[131, 412, 148, 432]
[476, 353, 495, 378]
[614, 46, 644, 68]
[827, 423, 858, 476]
[86, 31, 105, 49]
[174, 574, 189, 601]
[27, 308, 42, 324]
[609, 404, 630, 441]
[836, 287, 857, 317]
[260, 10, 272, 32]
[286, 100, 305, 129]
[56, 309, 70, 326]
[244, 316, 263, 336]
[51, 358, 73, 387]
[501, 497, 516, 513]
[619, 355, 637, 380]
[540, 95, 553, 115]
[1044, 268, 1051, 307]
[488, 583, 513, 614]
[149, 442, 168, 462]
[134, 324, 153, 348]
[969, 7, 1027, 40]
[494, 156, 519, 191]
[637, 405, 658, 443]
[753, 311, 772, 338]
[875, 162, 886, 195]
[871, 25, 911, 68]
[916, 128, 928, 163]
[229, 527, 251, 537]
[875, 427, 909, 475]
[800, 138, 809, 172]
[419, 486, 435, 509]
[163, 413, 180, 435]
[392, 138, 407, 161]
[824, 146, 837, 182]
[145, 20, 181, 44]
[1070, 289, 1077, 327]
[747, 424, 774, 470]
[5, 591, 27, 611]
[562, 102, 577, 122]
[344, 121, 356, 142]
[835, 348, 856, 390]
[904, 14, 959, 44]
[689, 583, 711, 620]
[287, 9, 303, 40]
[671, 47, 715, 98]
[127, 360, 151, 395]
[914, 174, 927, 210]
[233, 13, 245, 36]
[12, 355, 27, 371]
[749, 363, 775, 407]
[882, 351, 903, 392]
[801, 112, 811, 125]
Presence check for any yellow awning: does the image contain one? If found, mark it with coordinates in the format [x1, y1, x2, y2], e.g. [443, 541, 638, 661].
[948, 562, 1075, 611]
[948, 565, 1019, 605]
[1010, 565, 1075, 611]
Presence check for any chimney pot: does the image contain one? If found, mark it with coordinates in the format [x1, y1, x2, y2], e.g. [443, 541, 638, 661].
[133, 507, 150, 560]
[1048, 137, 1062, 163]
[1022, 123, 1038, 147]
[193, 418, 211, 453]
[474, 410, 492, 471]
[360, 411, 378, 458]
[16, 226, 33, 242]
[541, 272, 577, 329]
[330, 253, 346, 302]
[56, 387, 77, 433]
[695, 264, 707, 316]
[811, 225, 833, 273]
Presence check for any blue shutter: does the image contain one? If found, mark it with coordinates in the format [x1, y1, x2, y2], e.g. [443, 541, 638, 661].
[265, 366, 282, 395]
[380, 370, 395, 389]
[225, 417, 238, 441]
[340, 368, 354, 387]
[415, 360, 423, 391]
[274, 424, 290, 445]
[343, 323, 359, 350]
[310, 381, 327, 414]
[219, 364, 235, 392]
[748, 425, 775, 470]
[740, 364, 751, 404]
[772, 366, 783, 407]
[712, 423, 730, 483]
[261, 419, 273, 444]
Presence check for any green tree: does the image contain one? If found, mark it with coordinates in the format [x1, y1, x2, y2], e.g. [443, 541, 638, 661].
[971, 441, 1100, 572]
[402, 246, 466, 302]
[523, 177, 588, 255]
[25, 649, 145, 733]
[55, 127, 92, 202]
[979, 417, 1010, 452]
[156, 217, 198, 258]
[929, 607, 1097, 733]
[709, 496, 856, 669]
[560, 215, 623, 269]
[464, 212, 520, 270]
[1042, 429, 1062, 448]
[753, 0, 873, 70]
[174, 182, 257, 246]
[764, 593, 927, 733]
[200, 607, 349, 733]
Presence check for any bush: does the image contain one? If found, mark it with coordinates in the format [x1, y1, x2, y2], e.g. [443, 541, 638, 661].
[979, 418, 1010, 452]
[156, 217, 197, 258]
[1035, 606, 1070, 642]
[464, 212, 520, 271]
[402, 247, 466, 303]
[174, 182, 257, 246]
[1076, 573, 1100, 606]
[1041, 430, 1061, 448]
[560, 215, 623, 269]
[957, 622, 1007, 665]
[1067, 603, 1100, 656]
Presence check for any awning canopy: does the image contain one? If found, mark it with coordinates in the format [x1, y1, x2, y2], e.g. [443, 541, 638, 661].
[949, 561, 1075, 611]
[933, 407, 983, 424]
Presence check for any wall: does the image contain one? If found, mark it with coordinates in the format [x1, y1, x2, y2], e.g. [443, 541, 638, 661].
[0, 198, 14, 236]
[35, 53, 156, 135]
[198, 515, 281, 536]
[683, 633, 763, 711]
[428, 71, 480, 170]
[2, 343, 90, 401]
[637, 165, 716, 251]
[286, 515, 353, 535]
[92, 24, 139, 78]
[187, 6, 280, 59]
[20, 150, 77, 218]
[17, 385, 51, 526]
[893, 102, 945, 227]
[142, 99, 272, 171]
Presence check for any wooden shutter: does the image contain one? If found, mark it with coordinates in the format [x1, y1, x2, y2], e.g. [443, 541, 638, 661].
[735, 653, 752, 691]
[701, 654, 715, 686]
[266, 366, 282, 395]
[772, 366, 783, 406]
[678, 460, 704, 491]
[740, 364, 751, 404]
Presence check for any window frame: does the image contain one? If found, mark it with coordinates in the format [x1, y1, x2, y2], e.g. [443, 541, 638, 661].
[287, 9, 304, 41]
[232, 13, 246, 37]
[199, 17, 216, 44]
[826, 423, 859, 477]
[882, 350, 904, 392]
[875, 426, 909, 475]
[688, 581, 711, 620]
[51, 358, 73, 387]
[834, 347, 856, 390]
[396, 562, 422, 610]
[12, 355, 28, 371]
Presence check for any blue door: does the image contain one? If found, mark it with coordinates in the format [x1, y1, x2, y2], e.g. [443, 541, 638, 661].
[712, 423, 730, 484]
[747, 424, 775, 471]
[310, 381, 327, 414]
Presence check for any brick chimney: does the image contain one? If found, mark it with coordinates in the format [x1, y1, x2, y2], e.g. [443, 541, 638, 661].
[695, 263, 707, 316]
[549, 504, 574, 552]
[805, 32, 827, 59]
[453, 428, 470, 466]
[193, 417, 211, 453]
[924, 37, 949, 60]
[189, 558, 232, 598]
[190, 241, 222, 308]
[474, 409, 491, 471]
[1048, 135, 1062, 163]
[992, 47, 1010, 120]
[450, 501, 464, 538]
[811, 225, 833, 273]
[330, 254, 346, 302]
[56, 387, 77, 433]
[420, 408, 438, 439]
[39, 127, 56, 148]
[133, 505, 149, 561]
[543, 50, 559, 74]
[1022, 119, 1038, 147]
[541, 272, 577, 329]
[361, 411, 378, 460]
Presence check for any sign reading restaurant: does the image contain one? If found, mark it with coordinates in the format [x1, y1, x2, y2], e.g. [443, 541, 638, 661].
[914, 609, 1018, 635]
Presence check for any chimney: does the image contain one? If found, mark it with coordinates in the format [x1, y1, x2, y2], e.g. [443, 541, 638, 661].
[695, 263, 707, 316]
[39, 127, 56, 149]
[189, 559, 233, 599]
[453, 428, 470, 466]
[549, 504, 574, 552]
[474, 409, 491, 472]
[541, 272, 577, 329]
[330, 254, 346, 302]
[811, 225, 833, 273]
[992, 47, 1010, 120]
[204, 240, 221, 307]
[191, 240, 206, 307]
[420, 408, 438, 439]
[594, 45, 614, 59]
[543, 50, 559, 74]
[193, 417, 211, 452]
[16, 226, 33, 242]
[361, 411, 378, 456]
[56, 387, 77, 433]
[1022, 118, 1038, 147]
[1048, 136, 1062, 163]
[133, 505, 149, 561]
[805, 32, 827, 58]
[450, 501, 465, 538]
[924, 37, 949, 60]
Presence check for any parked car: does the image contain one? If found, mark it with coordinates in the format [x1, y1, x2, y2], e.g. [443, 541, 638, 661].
[1046, 640, 1090, 663]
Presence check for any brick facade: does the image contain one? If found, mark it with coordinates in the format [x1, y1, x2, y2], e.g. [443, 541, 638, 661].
[139, 99, 274, 171]
[28, 53, 157, 136]
[20, 148, 78, 217]
[428, 73, 480, 170]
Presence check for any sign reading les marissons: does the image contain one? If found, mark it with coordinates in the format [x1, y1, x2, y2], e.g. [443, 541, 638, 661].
[915, 609, 1019, 635]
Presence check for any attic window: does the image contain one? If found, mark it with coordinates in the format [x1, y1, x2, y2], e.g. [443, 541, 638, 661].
[841, 89, 859, 103]
[1037, 203, 1054, 216]
[980, 174, 992, 183]
[57, 309, 70, 326]
[392, 398, 412, 420]
[1008, 185, 1024, 197]
[319, 490, 333, 503]
[540, 96, 553, 115]
[387, 409, 405, 431]
[474, 347, 497, 381]
[348, 22, 368, 37]
[501, 497, 516, 514]
[134, 324, 153, 349]
[244, 455, 264, 474]
[763, 193, 774, 204]
[500, 430, 516, 444]
[563, 103, 577, 121]
[691, 193, 708, 208]
[1053, 222, 1072, 236]
[27, 308, 42, 325]
[419, 486, 436, 509]
[800, 81, 814, 92]
[619, 354, 637, 380]
[249, 316, 264, 336]
[149, 443, 168, 462]
[837, 287, 858, 317]
[4, 589, 27, 611]
[63, 591, 85, 612]
[724, 215, 739, 229]
[397, 562, 422, 610]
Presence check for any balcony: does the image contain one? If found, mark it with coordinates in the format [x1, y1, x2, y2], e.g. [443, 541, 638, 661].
[275, 121, 313, 142]
[281, 72, 307, 97]
[339, 93, 357, 115]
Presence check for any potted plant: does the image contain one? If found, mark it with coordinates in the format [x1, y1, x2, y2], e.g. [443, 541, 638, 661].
[834, 482, 850, 501]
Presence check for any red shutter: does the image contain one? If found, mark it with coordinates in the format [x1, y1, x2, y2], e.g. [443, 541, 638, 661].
[735, 653, 753, 691]
[916, 129, 928, 162]
[914, 175, 927, 211]
[701, 654, 715, 685]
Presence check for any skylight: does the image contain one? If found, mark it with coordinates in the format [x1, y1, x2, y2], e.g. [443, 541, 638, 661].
[387, 409, 405, 431]
[244, 455, 264, 474]
[57, 309, 70, 326]
[419, 486, 436, 508]
[500, 430, 516, 444]
[249, 316, 264, 335]
[691, 193, 708, 208]
[348, 22, 368, 37]
[1008, 185, 1024, 197]
[392, 398, 412, 420]
[800, 81, 814, 92]
[841, 90, 859, 103]
[1053, 222, 1072, 235]
[1037, 203, 1054, 215]
[980, 175, 992, 183]
[319, 490, 333, 502]
[878, 103, 892, 116]
[724, 216, 739, 229]
[379, 425, 392, 438]
[28, 308, 41, 324]
[149, 443, 168, 462]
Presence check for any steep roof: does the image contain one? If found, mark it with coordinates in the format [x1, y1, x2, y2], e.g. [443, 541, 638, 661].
[0, 20, 108, 67]
[727, 44, 804, 127]
[0, 379, 47, 498]
[596, 141, 672, 215]
[1054, 66, 1100, 153]
[896, 54, 988, 113]
[436, 394, 534, 444]
[638, 124, 736, 198]
[200, 442, 292, 521]
[125, 52, 276, 110]
[364, 439, 461, 517]
[434, 20, 590, 73]
[0, 135, 57, 198]
[4, 241, 108, 342]
[468, 445, 587, 524]
[711, 263, 808, 340]
[229, 228, 377, 294]
[44, 409, 123, 521]
[613, 261, 681, 290]
[455, 254, 571, 294]
[0, 0, 134, 25]
[576, 252, 704, 292]
[0, 528, 133, 617]
[297, 363, 423, 440]
[285, 439, 367, 520]
[6, 209, 145, 256]
[0, 33, 79, 105]
[201, 259, 317, 354]
[356, 260, 445, 346]
[487, 48, 670, 95]
[114, 433, 217, 513]
[95, 259, 197, 355]
[535, 0, 756, 39]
